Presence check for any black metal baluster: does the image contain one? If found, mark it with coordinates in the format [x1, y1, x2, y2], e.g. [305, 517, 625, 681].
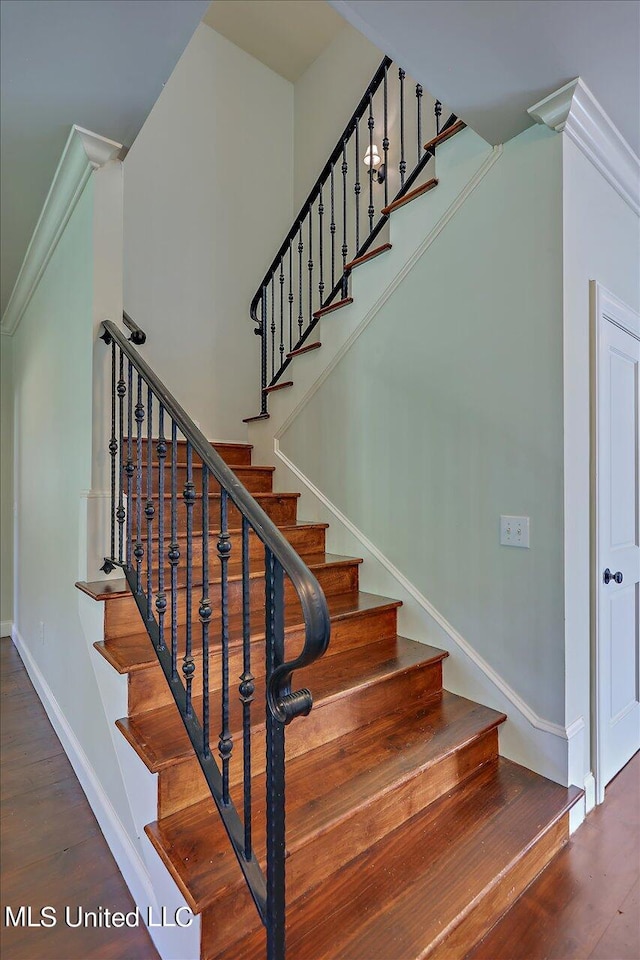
[200, 466, 211, 758]
[145, 386, 154, 622]
[155, 406, 167, 651]
[269, 280, 275, 382]
[108, 340, 117, 562]
[383, 63, 389, 208]
[218, 489, 232, 803]
[341, 139, 348, 297]
[169, 421, 179, 682]
[260, 287, 268, 417]
[435, 99, 442, 136]
[183, 443, 195, 716]
[354, 119, 361, 251]
[116, 350, 126, 563]
[240, 516, 254, 859]
[288, 246, 293, 352]
[368, 92, 375, 232]
[134, 375, 144, 593]
[416, 83, 423, 163]
[318, 184, 324, 305]
[330, 165, 336, 291]
[265, 548, 286, 960]
[297, 226, 304, 341]
[125, 360, 134, 568]
[307, 213, 313, 325]
[279, 259, 285, 369]
[399, 67, 406, 188]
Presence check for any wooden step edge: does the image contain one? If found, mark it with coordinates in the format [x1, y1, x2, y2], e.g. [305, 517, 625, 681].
[262, 380, 293, 395]
[423, 119, 467, 153]
[149, 722, 504, 917]
[243, 413, 270, 423]
[127, 490, 301, 502]
[94, 591, 402, 674]
[312, 297, 353, 320]
[427, 784, 583, 960]
[136, 462, 275, 473]
[144, 822, 201, 914]
[381, 177, 438, 216]
[345, 243, 392, 272]
[138, 520, 330, 545]
[286, 341, 321, 359]
[117, 639, 446, 772]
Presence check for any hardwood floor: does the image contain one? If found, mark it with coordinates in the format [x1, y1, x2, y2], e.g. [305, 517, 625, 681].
[2, 631, 637, 960]
[468, 751, 640, 960]
[0, 636, 159, 960]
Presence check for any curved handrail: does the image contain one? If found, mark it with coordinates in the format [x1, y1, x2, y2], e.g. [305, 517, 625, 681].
[122, 310, 147, 345]
[102, 318, 331, 720]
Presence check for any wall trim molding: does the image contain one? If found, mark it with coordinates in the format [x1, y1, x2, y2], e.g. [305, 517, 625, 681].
[528, 78, 640, 216]
[1, 125, 122, 336]
[1, 620, 13, 638]
[275, 440, 571, 742]
[10, 624, 157, 910]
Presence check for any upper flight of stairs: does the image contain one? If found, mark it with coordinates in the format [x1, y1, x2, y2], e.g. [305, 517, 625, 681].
[79, 435, 581, 960]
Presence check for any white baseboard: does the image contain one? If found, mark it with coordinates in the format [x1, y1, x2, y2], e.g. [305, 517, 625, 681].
[583, 772, 597, 814]
[10, 625, 157, 918]
[1, 620, 13, 638]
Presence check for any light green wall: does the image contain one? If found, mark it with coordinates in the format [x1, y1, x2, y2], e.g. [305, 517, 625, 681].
[281, 125, 566, 724]
[1, 334, 13, 629]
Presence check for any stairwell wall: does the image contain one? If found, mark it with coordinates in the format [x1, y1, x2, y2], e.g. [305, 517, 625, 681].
[1, 332, 13, 632]
[279, 125, 567, 727]
[123, 23, 294, 440]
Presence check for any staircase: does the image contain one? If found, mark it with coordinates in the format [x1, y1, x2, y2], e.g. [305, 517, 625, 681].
[79, 429, 580, 959]
[75, 54, 582, 960]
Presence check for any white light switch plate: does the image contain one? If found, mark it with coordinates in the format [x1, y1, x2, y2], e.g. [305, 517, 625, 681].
[500, 515, 530, 548]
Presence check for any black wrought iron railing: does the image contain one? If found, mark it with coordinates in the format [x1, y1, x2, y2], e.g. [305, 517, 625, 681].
[250, 57, 457, 413]
[99, 315, 331, 960]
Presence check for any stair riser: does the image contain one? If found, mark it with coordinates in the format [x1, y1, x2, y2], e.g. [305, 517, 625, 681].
[133, 524, 326, 571]
[125, 440, 253, 468]
[129, 465, 273, 495]
[103, 560, 359, 639]
[200, 730, 499, 955]
[125, 493, 298, 533]
[127, 604, 398, 716]
[425, 815, 569, 960]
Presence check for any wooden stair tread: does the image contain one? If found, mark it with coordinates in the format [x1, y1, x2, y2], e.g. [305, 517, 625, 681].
[145, 690, 505, 912]
[134, 462, 274, 473]
[116, 636, 443, 771]
[312, 297, 353, 320]
[233, 759, 582, 960]
[131, 520, 329, 546]
[381, 177, 438, 215]
[95, 590, 402, 673]
[344, 242, 392, 272]
[286, 341, 321, 359]
[262, 381, 293, 394]
[423, 118, 467, 152]
[126, 490, 300, 502]
[242, 413, 270, 423]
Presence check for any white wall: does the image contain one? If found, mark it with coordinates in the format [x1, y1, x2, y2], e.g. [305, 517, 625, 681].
[293, 23, 382, 210]
[280, 125, 567, 725]
[1, 333, 13, 631]
[124, 24, 294, 439]
[562, 137, 640, 786]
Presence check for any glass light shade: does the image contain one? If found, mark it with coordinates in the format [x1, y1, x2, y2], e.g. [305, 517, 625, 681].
[364, 144, 381, 168]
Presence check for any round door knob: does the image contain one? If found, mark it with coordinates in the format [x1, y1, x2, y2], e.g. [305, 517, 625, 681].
[603, 568, 623, 585]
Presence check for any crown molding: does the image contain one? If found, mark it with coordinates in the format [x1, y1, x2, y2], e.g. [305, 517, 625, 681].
[528, 78, 640, 217]
[1, 125, 122, 336]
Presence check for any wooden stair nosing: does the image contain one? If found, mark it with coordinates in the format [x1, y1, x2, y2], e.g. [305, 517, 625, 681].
[231, 760, 582, 960]
[262, 380, 293, 394]
[243, 413, 270, 423]
[115, 636, 446, 773]
[381, 177, 438, 216]
[312, 297, 353, 320]
[423, 118, 467, 153]
[144, 692, 505, 914]
[286, 341, 321, 359]
[344, 243, 392, 272]
[94, 590, 402, 675]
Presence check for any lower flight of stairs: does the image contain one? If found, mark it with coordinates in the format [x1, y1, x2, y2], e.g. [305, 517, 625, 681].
[78, 439, 581, 960]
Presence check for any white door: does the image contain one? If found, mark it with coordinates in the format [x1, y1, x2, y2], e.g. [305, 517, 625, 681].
[596, 287, 640, 801]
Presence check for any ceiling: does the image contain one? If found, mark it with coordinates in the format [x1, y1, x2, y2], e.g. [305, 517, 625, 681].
[0, 0, 209, 318]
[203, 0, 346, 83]
[330, 0, 640, 155]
